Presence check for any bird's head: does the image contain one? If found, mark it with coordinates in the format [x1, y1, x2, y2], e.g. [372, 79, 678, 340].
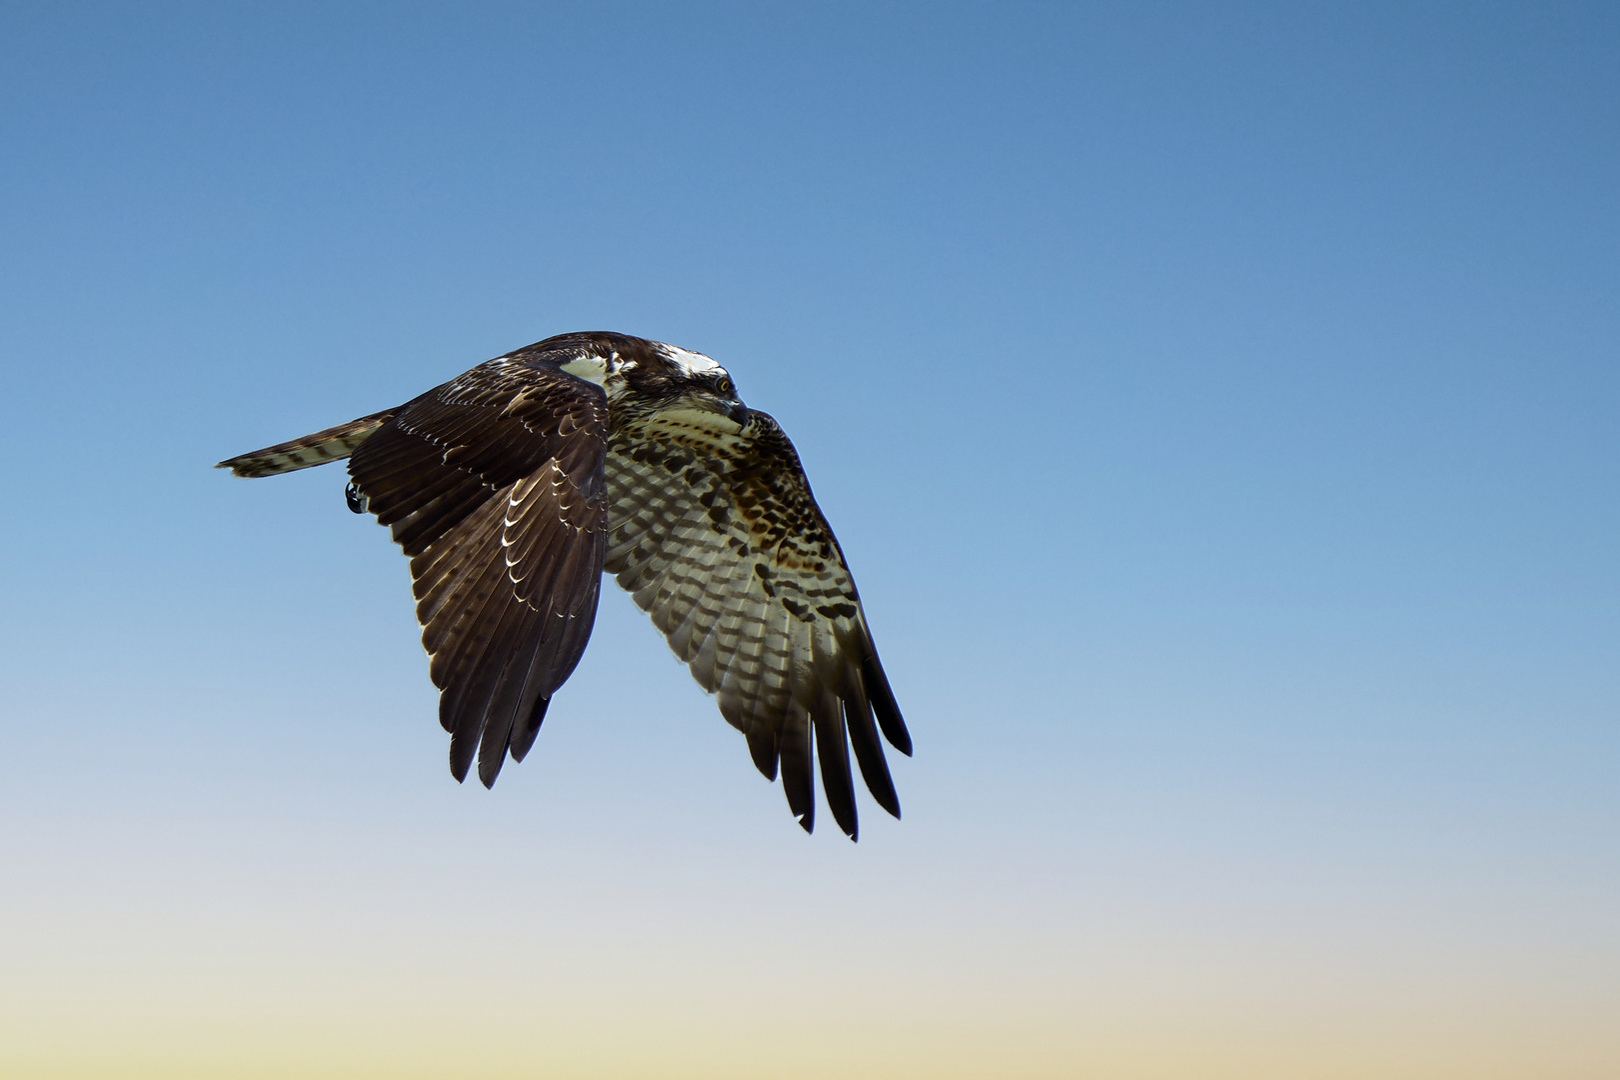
[554, 333, 751, 432]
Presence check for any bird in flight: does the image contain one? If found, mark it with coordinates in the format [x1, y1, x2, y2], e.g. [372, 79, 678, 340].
[219, 332, 910, 839]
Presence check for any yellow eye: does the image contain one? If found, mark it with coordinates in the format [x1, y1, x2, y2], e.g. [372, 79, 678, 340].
[717, 377, 734, 395]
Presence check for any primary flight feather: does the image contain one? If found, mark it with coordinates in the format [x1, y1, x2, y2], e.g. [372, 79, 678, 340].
[218, 332, 910, 839]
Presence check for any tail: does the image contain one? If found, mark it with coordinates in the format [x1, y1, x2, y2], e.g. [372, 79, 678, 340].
[216, 409, 397, 478]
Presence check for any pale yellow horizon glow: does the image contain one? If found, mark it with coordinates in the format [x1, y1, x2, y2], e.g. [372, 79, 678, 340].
[6, 892, 1615, 1080]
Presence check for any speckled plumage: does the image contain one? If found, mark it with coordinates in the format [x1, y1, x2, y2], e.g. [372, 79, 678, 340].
[218, 331, 909, 839]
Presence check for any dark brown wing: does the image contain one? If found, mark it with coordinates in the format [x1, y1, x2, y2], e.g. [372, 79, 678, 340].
[347, 358, 610, 787]
[604, 410, 910, 839]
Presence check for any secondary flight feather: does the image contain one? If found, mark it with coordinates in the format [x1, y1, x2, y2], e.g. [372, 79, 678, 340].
[218, 331, 910, 839]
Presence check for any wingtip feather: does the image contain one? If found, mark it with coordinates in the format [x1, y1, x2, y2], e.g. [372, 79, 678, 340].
[861, 650, 912, 756]
[812, 691, 859, 841]
[780, 705, 815, 834]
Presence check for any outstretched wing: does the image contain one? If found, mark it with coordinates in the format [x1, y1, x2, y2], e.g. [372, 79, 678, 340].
[604, 410, 910, 839]
[348, 358, 610, 787]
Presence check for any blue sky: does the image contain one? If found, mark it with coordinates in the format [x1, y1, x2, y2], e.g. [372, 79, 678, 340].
[2, 3, 1616, 1076]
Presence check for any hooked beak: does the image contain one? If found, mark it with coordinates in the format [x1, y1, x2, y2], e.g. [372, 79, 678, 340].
[665, 393, 752, 434]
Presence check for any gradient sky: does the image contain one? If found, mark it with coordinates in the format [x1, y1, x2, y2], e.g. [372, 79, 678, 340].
[2, 3, 1616, 1077]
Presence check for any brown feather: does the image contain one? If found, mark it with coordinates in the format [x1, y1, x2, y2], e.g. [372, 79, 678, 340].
[346, 359, 610, 785]
[216, 409, 397, 478]
[603, 407, 908, 837]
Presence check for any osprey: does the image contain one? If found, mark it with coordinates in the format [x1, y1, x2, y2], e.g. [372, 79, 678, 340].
[219, 332, 909, 839]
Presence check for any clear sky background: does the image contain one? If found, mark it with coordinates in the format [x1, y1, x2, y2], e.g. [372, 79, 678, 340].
[1, 3, 1615, 1077]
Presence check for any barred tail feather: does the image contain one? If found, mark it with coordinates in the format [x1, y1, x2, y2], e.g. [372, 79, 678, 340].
[216, 409, 397, 478]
